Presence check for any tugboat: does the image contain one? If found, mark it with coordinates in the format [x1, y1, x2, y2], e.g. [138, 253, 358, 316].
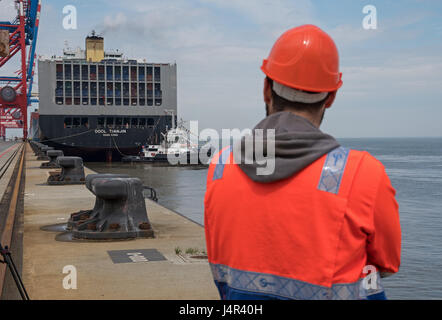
[122, 112, 210, 165]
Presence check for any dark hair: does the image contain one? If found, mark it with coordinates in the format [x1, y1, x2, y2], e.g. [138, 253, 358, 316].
[267, 77, 329, 113]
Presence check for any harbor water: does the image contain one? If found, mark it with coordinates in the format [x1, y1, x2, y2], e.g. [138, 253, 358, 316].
[87, 137, 442, 300]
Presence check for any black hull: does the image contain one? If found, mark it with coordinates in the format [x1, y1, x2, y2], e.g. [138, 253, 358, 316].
[39, 115, 173, 162]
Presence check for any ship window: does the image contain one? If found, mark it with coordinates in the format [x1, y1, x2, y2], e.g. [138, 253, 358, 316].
[155, 99, 162, 106]
[139, 84, 145, 98]
[139, 118, 146, 127]
[99, 82, 105, 97]
[123, 66, 129, 81]
[73, 118, 80, 128]
[81, 65, 88, 80]
[66, 98, 72, 105]
[147, 83, 153, 98]
[115, 83, 121, 98]
[65, 81, 72, 97]
[123, 99, 129, 106]
[147, 99, 153, 106]
[107, 117, 114, 128]
[131, 98, 138, 106]
[74, 98, 81, 105]
[64, 64, 72, 80]
[155, 83, 162, 98]
[115, 66, 121, 81]
[115, 118, 123, 127]
[74, 82, 81, 97]
[123, 118, 130, 128]
[106, 66, 113, 81]
[82, 82, 89, 97]
[82, 98, 89, 105]
[131, 83, 137, 97]
[56, 97, 63, 105]
[138, 66, 145, 81]
[147, 67, 153, 81]
[154, 67, 160, 82]
[97, 117, 105, 128]
[131, 118, 138, 127]
[107, 98, 113, 105]
[139, 99, 145, 106]
[99, 98, 105, 106]
[98, 65, 105, 81]
[147, 118, 155, 126]
[90, 65, 97, 81]
[90, 82, 97, 97]
[123, 83, 129, 97]
[115, 99, 121, 106]
[56, 81, 63, 97]
[56, 64, 63, 80]
[91, 98, 97, 106]
[81, 118, 89, 128]
[73, 65, 80, 80]
[130, 66, 137, 81]
[64, 118, 72, 128]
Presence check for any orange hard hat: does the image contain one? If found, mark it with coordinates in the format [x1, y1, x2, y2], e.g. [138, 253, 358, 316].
[261, 25, 343, 93]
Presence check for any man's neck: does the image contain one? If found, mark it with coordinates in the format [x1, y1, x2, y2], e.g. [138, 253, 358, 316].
[282, 110, 322, 128]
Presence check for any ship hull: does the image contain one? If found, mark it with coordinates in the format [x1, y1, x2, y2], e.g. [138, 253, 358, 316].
[38, 115, 172, 162]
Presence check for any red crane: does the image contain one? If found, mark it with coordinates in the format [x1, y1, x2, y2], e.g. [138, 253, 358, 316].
[0, 0, 41, 140]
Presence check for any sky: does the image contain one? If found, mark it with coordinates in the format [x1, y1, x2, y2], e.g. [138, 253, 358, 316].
[1, 0, 442, 138]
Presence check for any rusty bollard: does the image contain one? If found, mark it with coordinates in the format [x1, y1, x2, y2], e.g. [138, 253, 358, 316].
[37, 146, 54, 161]
[47, 156, 85, 185]
[40, 150, 64, 169]
[72, 177, 154, 240]
[67, 174, 129, 231]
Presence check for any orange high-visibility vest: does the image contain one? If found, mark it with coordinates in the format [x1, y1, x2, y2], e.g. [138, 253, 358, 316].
[204, 146, 401, 300]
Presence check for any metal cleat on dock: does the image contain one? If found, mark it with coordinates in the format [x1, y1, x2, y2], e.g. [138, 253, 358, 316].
[72, 177, 154, 240]
[30, 141, 43, 154]
[40, 150, 64, 169]
[47, 156, 86, 185]
[36, 146, 54, 161]
[67, 174, 129, 231]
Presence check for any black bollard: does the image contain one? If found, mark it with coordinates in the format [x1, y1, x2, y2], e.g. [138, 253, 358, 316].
[47, 156, 86, 185]
[72, 177, 154, 240]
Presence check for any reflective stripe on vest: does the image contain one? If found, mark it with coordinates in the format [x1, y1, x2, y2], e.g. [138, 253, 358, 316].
[210, 263, 384, 300]
[213, 146, 232, 181]
[318, 147, 350, 194]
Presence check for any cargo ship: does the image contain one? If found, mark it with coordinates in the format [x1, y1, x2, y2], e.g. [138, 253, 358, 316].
[36, 32, 177, 162]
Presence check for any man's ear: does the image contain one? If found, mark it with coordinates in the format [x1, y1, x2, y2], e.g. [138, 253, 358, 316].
[263, 77, 272, 106]
[324, 91, 337, 109]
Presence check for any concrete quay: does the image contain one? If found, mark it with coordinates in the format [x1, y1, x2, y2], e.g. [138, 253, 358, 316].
[21, 143, 219, 300]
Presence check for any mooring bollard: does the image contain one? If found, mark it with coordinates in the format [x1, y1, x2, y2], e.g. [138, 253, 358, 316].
[47, 156, 86, 185]
[67, 174, 130, 231]
[30, 141, 41, 154]
[72, 177, 154, 240]
[40, 150, 64, 169]
[31, 142, 41, 155]
[37, 146, 54, 161]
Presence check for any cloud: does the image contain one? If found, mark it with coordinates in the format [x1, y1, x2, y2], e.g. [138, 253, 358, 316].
[342, 56, 442, 97]
[202, 0, 317, 35]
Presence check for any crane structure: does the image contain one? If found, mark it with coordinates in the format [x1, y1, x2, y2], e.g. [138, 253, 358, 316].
[0, 0, 41, 140]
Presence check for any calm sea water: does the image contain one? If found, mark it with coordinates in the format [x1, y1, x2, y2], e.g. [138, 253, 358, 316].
[87, 137, 442, 300]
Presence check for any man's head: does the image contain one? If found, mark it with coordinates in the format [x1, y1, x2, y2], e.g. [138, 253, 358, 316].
[264, 77, 337, 127]
[261, 25, 342, 128]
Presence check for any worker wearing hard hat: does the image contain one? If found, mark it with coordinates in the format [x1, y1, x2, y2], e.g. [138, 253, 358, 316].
[204, 25, 401, 300]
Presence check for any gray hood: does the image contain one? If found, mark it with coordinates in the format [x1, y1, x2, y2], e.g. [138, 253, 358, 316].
[233, 111, 340, 183]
